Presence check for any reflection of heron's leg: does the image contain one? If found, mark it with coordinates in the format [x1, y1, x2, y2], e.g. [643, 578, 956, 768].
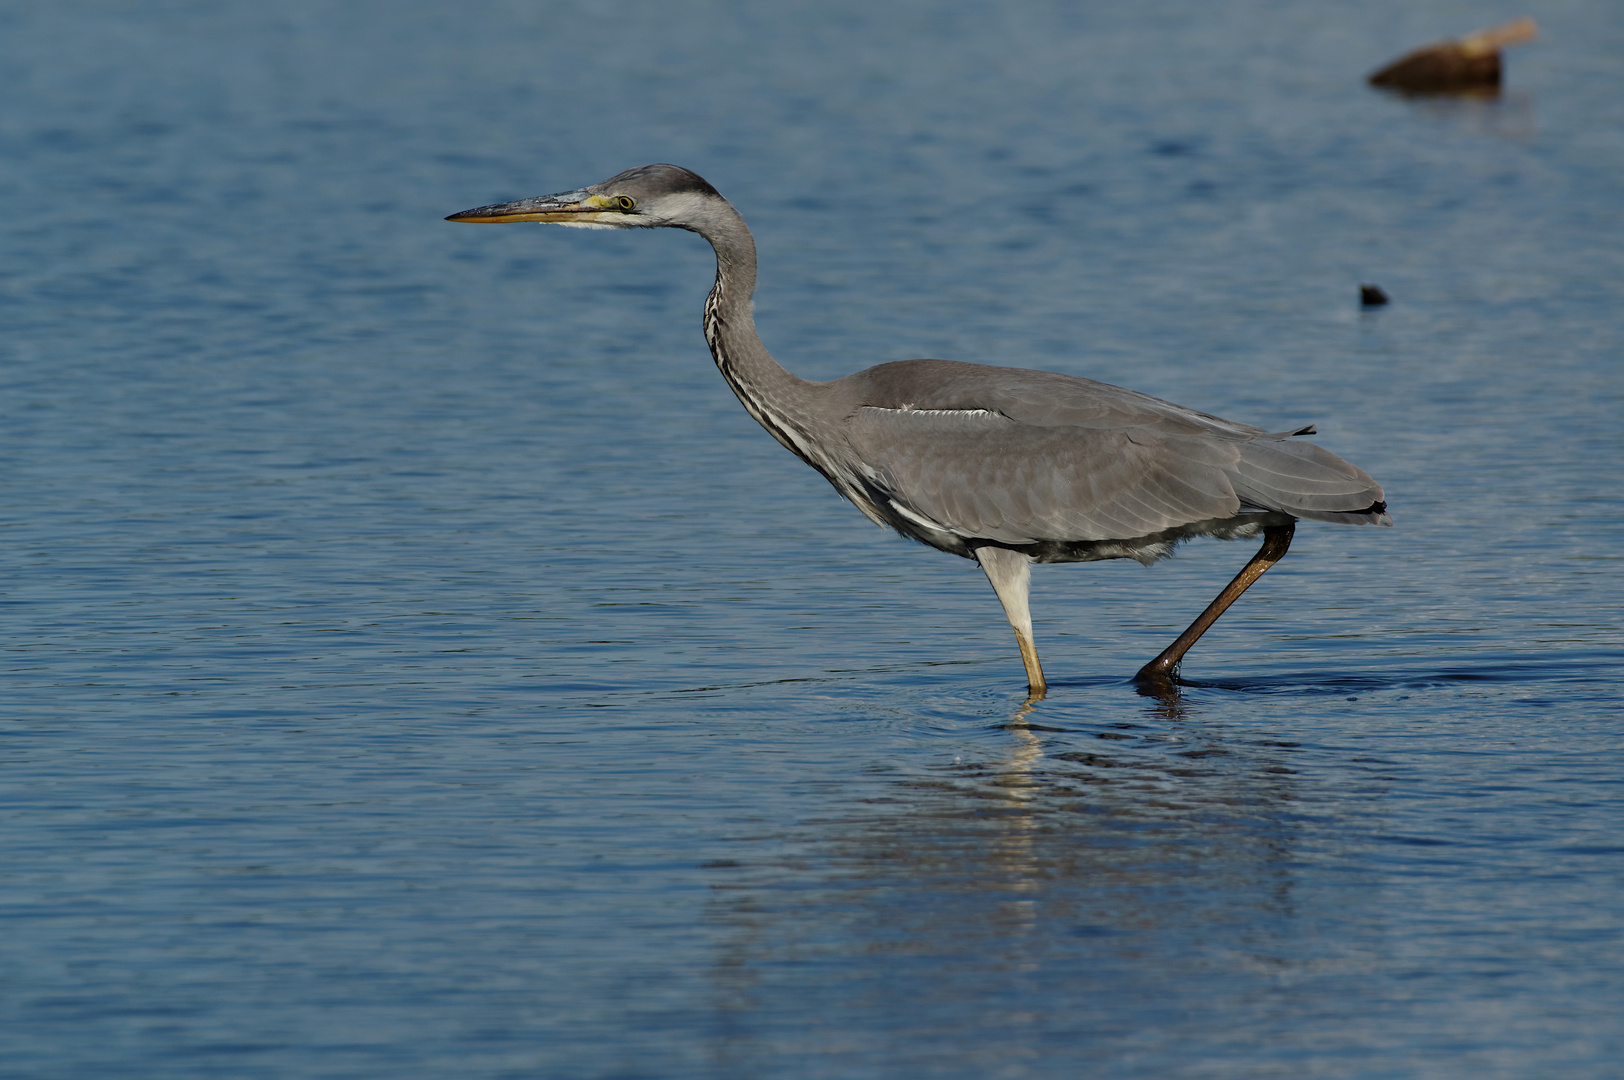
[1004, 713, 1043, 769]
[1134, 521, 1295, 687]
[975, 545, 1046, 700]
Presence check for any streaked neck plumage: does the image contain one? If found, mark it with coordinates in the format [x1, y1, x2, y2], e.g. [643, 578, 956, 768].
[691, 199, 826, 465]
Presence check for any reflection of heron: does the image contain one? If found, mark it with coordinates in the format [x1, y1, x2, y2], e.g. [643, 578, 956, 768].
[449, 165, 1390, 699]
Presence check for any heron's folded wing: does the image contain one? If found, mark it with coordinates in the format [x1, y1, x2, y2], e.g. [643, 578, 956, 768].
[847, 406, 1245, 543]
[1230, 436, 1391, 525]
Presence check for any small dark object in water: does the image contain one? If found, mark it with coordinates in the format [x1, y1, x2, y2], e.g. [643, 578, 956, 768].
[1368, 17, 1536, 94]
[1360, 284, 1389, 307]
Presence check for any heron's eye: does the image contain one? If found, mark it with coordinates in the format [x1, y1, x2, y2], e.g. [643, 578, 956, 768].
[615, 195, 637, 211]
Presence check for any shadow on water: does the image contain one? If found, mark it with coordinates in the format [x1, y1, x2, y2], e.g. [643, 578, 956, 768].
[1162, 654, 1621, 697]
[989, 653, 1624, 725]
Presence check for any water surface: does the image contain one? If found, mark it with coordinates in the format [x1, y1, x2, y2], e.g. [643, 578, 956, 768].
[2, 1, 1622, 1076]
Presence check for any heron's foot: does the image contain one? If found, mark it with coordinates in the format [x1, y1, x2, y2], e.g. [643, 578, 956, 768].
[1133, 660, 1187, 714]
[1132, 655, 1178, 685]
[1131, 662, 1181, 702]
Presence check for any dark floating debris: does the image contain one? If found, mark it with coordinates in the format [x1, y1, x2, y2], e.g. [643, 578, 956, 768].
[1360, 284, 1389, 307]
[1368, 17, 1536, 95]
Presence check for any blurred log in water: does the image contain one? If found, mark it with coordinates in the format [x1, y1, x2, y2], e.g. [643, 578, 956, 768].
[1368, 17, 1537, 94]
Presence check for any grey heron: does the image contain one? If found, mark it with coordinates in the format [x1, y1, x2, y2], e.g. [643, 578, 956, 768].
[448, 164, 1390, 699]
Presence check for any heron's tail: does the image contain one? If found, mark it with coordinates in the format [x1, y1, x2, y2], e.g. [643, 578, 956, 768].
[1231, 435, 1391, 526]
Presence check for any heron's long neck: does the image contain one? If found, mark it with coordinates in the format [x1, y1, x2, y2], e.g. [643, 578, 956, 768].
[698, 207, 825, 465]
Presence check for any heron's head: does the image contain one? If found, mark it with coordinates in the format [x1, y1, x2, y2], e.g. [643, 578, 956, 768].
[445, 164, 725, 232]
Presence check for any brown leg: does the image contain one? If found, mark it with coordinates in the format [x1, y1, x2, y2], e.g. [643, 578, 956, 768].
[1133, 521, 1296, 687]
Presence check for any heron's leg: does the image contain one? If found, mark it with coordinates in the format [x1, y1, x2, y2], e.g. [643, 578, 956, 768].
[1134, 521, 1296, 686]
[975, 545, 1047, 700]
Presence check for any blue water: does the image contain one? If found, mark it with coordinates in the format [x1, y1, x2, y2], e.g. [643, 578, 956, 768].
[3, 1, 1622, 1077]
